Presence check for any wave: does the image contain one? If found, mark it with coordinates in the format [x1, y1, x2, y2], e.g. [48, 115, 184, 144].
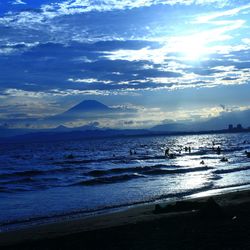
[0, 177, 35, 185]
[0, 170, 44, 178]
[54, 155, 167, 166]
[74, 173, 144, 186]
[87, 165, 164, 177]
[3, 180, 250, 231]
[0, 167, 75, 179]
[78, 166, 213, 186]
[213, 165, 250, 174]
[142, 166, 213, 175]
[215, 182, 250, 190]
[0, 186, 34, 193]
[0, 182, 215, 231]
[208, 174, 223, 181]
[87, 165, 212, 178]
[0, 186, 11, 193]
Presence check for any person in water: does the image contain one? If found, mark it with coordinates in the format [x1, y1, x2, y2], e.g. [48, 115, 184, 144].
[220, 157, 228, 162]
[165, 148, 170, 156]
[216, 146, 221, 155]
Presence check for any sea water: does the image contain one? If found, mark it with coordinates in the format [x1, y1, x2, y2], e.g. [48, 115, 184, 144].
[0, 133, 250, 231]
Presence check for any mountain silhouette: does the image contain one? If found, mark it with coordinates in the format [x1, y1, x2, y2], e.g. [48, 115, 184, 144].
[63, 100, 111, 115]
[45, 100, 116, 124]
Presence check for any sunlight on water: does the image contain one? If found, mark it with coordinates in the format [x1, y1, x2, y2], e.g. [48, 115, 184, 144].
[0, 133, 249, 231]
[181, 172, 211, 189]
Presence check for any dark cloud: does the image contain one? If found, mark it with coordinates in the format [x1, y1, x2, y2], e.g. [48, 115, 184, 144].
[0, 40, 184, 93]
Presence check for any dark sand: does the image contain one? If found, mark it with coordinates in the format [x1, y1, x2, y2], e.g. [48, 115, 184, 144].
[1, 189, 250, 250]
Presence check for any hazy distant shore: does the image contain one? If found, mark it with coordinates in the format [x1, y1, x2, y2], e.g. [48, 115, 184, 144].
[1, 126, 250, 144]
[1, 188, 250, 250]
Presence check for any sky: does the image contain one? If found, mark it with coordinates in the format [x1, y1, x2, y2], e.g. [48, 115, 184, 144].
[0, 0, 250, 129]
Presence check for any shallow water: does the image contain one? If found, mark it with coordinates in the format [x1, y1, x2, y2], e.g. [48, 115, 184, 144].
[0, 133, 249, 231]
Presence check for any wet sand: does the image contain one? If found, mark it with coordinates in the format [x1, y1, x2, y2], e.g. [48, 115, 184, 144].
[1, 189, 250, 250]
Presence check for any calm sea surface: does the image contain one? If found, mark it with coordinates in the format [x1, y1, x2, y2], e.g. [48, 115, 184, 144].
[0, 133, 250, 231]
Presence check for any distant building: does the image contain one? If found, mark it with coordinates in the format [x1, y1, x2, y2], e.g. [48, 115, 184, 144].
[228, 124, 233, 130]
[236, 124, 243, 130]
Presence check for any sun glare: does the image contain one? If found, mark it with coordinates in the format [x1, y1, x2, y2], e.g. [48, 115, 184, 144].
[180, 37, 207, 60]
[170, 34, 210, 61]
[181, 39, 207, 60]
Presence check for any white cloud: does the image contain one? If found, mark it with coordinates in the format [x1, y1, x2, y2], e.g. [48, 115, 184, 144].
[12, 0, 26, 5]
[195, 4, 250, 23]
[4, 0, 231, 27]
[42, 0, 230, 17]
[0, 0, 246, 56]
[0, 42, 40, 55]
[242, 38, 250, 45]
[68, 78, 113, 84]
[102, 46, 169, 64]
[0, 11, 47, 29]
[0, 0, 249, 100]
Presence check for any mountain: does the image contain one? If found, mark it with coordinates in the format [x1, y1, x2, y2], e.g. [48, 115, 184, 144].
[0, 100, 130, 136]
[62, 100, 111, 115]
[46, 100, 115, 124]
[2, 102, 250, 139]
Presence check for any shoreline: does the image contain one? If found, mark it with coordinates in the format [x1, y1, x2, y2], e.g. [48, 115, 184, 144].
[2, 183, 250, 233]
[1, 188, 250, 249]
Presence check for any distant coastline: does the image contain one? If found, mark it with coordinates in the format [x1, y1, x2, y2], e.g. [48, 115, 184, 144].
[1, 125, 250, 144]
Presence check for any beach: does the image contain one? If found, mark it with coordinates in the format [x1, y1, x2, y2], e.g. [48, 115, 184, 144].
[1, 189, 250, 250]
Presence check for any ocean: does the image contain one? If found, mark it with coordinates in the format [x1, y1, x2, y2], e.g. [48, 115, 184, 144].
[0, 132, 250, 232]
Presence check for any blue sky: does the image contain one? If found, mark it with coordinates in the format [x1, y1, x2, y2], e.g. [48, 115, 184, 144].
[0, 0, 250, 128]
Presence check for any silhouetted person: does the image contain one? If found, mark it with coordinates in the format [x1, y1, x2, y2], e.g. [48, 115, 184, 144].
[188, 147, 191, 153]
[220, 157, 228, 162]
[216, 146, 221, 155]
[165, 148, 170, 156]
[184, 146, 188, 152]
